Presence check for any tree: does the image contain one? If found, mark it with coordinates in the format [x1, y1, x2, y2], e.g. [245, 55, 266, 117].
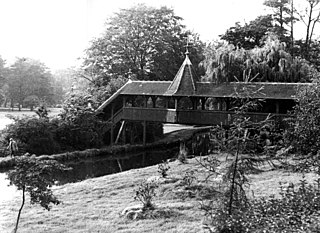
[220, 15, 275, 49]
[285, 78, 320, 155]
[295, 0, 320, 59]
[52, 68, 85, 106]
[0, 56, 9, 107]
[264, 1, 292, 39]
[83, 4, 204, 87]
[7, 58, 54, 110]
[264, 0, 298, 53]
[7, 156, 69, 233]
[201, 35, 317, 83]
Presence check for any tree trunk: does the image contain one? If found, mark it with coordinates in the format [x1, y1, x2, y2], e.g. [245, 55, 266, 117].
[14, 186, 25, 233]
[228, 141, 240, 215]
[290, 0, 294, 56]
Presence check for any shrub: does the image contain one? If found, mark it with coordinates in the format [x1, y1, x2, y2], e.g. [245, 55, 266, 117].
[285, 80, 320, 155]
[158, 160, 170, 178]
[181, 170, 196, 188]
[2, 116, 60, 155]
[134, 180, 158, 210]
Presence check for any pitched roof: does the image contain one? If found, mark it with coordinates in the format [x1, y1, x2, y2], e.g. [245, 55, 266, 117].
[165, 55, 197, 95]
[119, 81, 311, 100]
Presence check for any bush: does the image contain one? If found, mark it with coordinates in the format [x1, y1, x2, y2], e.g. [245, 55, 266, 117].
[134, 180, 159, 210]
[1, 116, 60, 155]
[285, 80, 320, 155]
[158, 160, 170, 178]
[207, 178, 320, 233]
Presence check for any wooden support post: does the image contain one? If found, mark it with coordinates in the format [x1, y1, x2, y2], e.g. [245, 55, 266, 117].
[174, 98, 178, 110]
[115, 121, 126, 144]
[276, 101, 280, 114]
[122, 121, 126, 144]
[110, 104, 114, 145]
[201, 97, 206, 110]
[123, 96, 126, 107]
[143, 121, 147, 146]
[110, 125, 114, 146]
[144, 96, 148, 107]
[226, 98, 230, 111]
[152, 97, 156, 108]
[191, 98, 197, 110]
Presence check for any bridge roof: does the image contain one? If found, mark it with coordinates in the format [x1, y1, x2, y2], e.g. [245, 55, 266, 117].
[120, 81, 310, 100]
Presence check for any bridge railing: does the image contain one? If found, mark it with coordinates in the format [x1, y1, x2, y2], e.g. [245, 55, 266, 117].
[122, 107, 287, 125]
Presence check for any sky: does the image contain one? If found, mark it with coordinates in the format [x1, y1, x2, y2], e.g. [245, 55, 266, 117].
[0, 0, 270, 71]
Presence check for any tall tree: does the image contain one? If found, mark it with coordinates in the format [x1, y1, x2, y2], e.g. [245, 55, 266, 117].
[220, 15, 275, 49]
[201, 35, 317, 83]
[295, 0, 320, 59]
[8, 58, 54, 110]
[264, 0, 297, 52]
[83, 4, 204, 87]
[0, 56, 9, 106]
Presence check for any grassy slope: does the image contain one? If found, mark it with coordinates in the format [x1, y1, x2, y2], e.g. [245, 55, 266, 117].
[1, 156, 319, 233]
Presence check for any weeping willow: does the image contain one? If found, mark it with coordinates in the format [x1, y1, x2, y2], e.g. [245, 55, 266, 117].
[200, 35, 316, 83]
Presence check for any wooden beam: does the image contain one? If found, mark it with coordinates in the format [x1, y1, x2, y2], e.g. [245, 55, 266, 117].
[143, 121, 146, 146]
[115, 121, 126, 144]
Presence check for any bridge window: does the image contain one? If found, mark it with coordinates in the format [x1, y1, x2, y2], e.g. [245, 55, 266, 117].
[133, 96, 145, 107]
[178, 97, 193, 110]
[167, 98, 175, 109]
[146, 97, 154, 108]
[205, 98, 219, 110]
[155, 97, 166, 108]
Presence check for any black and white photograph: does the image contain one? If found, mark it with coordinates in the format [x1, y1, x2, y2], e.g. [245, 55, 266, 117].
[1, 0, 320, 232]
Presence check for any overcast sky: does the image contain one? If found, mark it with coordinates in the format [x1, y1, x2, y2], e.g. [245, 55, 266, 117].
[0, 0, 269, 71]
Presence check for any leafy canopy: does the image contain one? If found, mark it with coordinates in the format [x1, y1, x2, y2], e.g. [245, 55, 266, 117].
[83, 4, 204, 86]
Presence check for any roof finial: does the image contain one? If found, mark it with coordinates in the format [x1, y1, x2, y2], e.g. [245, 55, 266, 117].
[184, 36, 191, 56]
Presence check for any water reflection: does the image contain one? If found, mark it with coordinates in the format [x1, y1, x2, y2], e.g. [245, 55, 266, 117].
[56, 148, 178, 184]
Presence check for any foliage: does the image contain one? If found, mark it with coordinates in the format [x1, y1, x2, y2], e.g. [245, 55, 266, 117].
[200, 84, 276, 231]
[51, 68, 82, 106]
[263, 0, 295, 46]
[207, 177, 320, 233]
[158, 160, 170, 178]
[7, 58, 54, 109]
[201, 35, 317, 83]
[295, 0, 320, 60]
[57, 90, 108, 150]
[285, 79, 320, 155]
[83, 4, 204, 86]
[181, 170, 196, 188]
[220, 15, 276, 49]
[23, 95, 40, 110]
[7, 156, 69, 233]
[134, 180, 159, 210]
[2, 115, 60, 155]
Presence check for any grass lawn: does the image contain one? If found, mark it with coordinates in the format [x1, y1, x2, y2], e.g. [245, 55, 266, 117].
[0, 155, 319, 233]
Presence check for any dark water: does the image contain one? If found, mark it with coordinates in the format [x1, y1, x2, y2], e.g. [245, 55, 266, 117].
[56, 147, 179, 184]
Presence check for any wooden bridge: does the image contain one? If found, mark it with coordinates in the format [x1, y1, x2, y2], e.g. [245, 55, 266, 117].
[97, 54, 311, 145]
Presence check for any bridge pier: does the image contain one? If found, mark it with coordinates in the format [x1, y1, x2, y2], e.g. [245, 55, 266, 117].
[142, 121, 146, 146]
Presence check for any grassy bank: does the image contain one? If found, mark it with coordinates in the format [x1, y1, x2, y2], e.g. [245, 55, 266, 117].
[0, 155, 318, 233]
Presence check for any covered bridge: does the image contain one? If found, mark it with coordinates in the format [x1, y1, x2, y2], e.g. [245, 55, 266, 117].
[97, 53, 310, 145]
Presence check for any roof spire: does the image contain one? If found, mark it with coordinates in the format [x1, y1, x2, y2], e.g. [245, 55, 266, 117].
[184, 36, 191, 56]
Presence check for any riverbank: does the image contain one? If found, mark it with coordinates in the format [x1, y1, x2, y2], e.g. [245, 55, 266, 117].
[0, 126, 211, 171]
[0, 155, 318, 233]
